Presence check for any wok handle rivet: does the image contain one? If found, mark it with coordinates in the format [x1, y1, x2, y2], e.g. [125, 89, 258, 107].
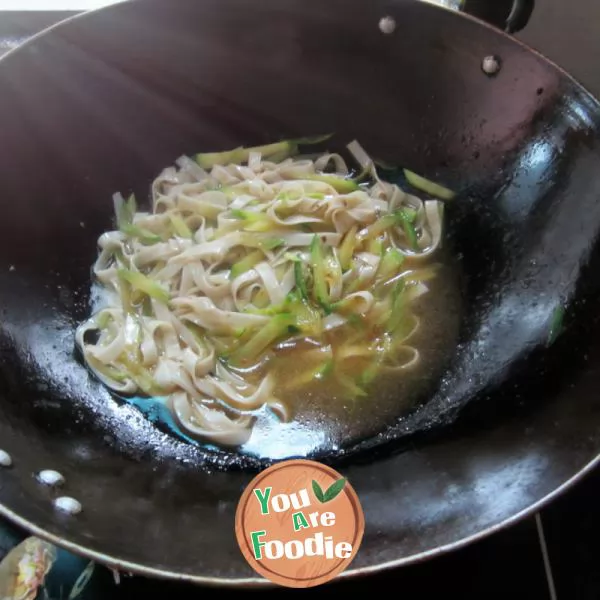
[378, 16, 396, 34]
[54, 496, 82, 515]
[482, 55, 502, 76]
[0, 449, 12, 467]
[37, 469, 65, 487]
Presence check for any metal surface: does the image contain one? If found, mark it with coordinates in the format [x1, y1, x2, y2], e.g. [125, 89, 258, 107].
[0, 0, 600, 585]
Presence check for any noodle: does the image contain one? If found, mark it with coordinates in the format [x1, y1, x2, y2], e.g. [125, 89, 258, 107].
[75, 140, 445, 447]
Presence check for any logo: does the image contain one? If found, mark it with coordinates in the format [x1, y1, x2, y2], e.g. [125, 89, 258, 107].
[235, 459, 364, 588]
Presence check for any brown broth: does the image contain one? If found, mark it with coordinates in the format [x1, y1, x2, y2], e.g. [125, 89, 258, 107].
[240, 249, 463, 459]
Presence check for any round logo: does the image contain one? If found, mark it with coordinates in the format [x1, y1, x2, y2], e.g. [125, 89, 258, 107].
[235, 459, 364, 588]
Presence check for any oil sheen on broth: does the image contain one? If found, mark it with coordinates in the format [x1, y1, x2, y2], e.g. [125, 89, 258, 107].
[75, 138, 461, 460]
[240, 248, 462, 458]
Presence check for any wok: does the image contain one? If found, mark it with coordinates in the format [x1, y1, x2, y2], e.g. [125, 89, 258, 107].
[1, 0, 600, 585]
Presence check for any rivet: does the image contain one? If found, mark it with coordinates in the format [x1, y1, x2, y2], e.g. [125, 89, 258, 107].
[37, 470, 65, 487]
[378, 16, 396, 34]
[54, 496, 82, 515]
[0, 450, 12, 467]
[482, 55, 501, 76]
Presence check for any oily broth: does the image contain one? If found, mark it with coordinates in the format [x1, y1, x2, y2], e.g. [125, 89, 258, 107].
[240, 248, 463, 459]
[81, 233, 462, 460]
[76, 141, 461, 457]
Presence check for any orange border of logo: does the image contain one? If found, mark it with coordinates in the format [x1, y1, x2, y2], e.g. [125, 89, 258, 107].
[235, 459, 365, 588]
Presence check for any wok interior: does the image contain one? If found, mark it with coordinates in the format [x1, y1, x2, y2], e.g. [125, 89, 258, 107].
[1, 0, 600, 581]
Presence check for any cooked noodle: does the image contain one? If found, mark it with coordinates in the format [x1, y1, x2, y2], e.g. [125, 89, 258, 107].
[75, 140, 445, 447]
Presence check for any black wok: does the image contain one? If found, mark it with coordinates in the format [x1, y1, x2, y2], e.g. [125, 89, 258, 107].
[1, 0, 600, 585]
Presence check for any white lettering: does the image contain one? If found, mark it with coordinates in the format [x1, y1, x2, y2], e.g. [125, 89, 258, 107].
[321, 512, 336, 526]
[271, 494, 290, 513]
[324, 535, 335, 559]
[305, 532, 324, 557]
[290, 489, 311, 510]
[252, 533, 354, 560]
[285, 540, 304, 559]
[308, 511, 320, 527]
[264, 540, 284, 559]
[335, 541, 352, 559]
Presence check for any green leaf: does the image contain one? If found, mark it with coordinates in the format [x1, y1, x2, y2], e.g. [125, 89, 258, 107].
[323, 477, 347, 502]
[259, 237, 285, 251]
[397, 211, 419, 250]
[228, 313, 295, 365]
[294, 260, 309, 302]
[358, 362, 380, 387]
[121, 223, 162, 245]
[377, 247, 405, 282]
[404, 168, 456, 200]
[230, 209, 260, 221]
[195, 141, 294, 169]
[338, 226, 357, 272]
[114, 193, 137, 230]
[168, 214, 193, 239]
[547, 304, 565, 346]
[292, 133, 333, 146]
[315, 360, 333, 381]
[312, 480, 325, 503]
[347, 313, 365, 329]
[335, 372, 367, 400]
[229, 250, 264, 280]
[304, 173, 359, 193]
[117, 268, 170, 304]
[309, 235, 331, 313]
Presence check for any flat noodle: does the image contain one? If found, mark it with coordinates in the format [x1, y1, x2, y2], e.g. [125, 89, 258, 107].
[76, 141, 444, 447]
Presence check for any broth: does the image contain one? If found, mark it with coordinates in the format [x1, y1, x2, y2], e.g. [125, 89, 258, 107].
[75, 138, 462, 457]
[240, 249, 463, 458]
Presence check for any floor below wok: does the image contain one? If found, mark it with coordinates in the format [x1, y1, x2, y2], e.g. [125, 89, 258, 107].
[1, 0, 600, 597]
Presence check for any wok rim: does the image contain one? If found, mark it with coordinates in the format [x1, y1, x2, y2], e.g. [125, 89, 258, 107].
[0, 0, 599, 586]
[2, 454, 598, 586]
